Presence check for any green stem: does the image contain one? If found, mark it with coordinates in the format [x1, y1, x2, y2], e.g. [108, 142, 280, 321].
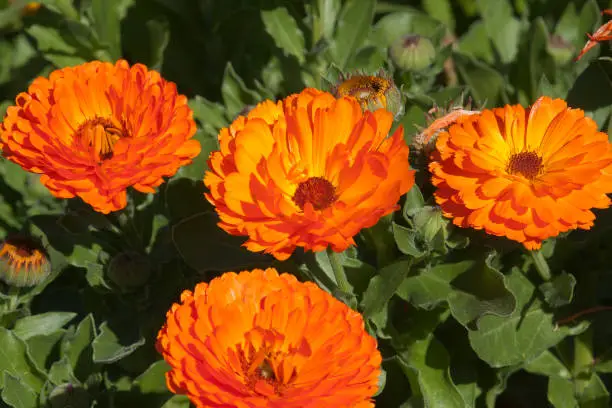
[530, 249, 551, 281]
[327, 247, 351, 293]
[7, 286, 21, 311]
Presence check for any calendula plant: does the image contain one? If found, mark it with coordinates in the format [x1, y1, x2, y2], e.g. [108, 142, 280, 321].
[0, 0, 610, 407]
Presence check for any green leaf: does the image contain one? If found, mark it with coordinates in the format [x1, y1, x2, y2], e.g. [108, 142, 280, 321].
[312, 0, 341, 41]
[13, 312, 77, 340]
[395, 309, 465, 408]
[361, 259, 412, 318]
[62, 314, 95, 380]
[524, 351, 572, 379]
[594, 358, 612, 373]
[539, 272, 576, 308]
[261, 7, 306, 63]
[25, 331, 65, 373]
[133, 360, 171, 394]
[392, 223, 426, 257]
[554, 2, 580, 45]
[161, 395, 191, 408]
[330, 0, 375, 68]
[90, 0, 133, 60]
[457, 21, 494, 63]
[0, 328, 44, 392]
[423, 0, 455, 31]
[172, 211, 272, 272]
[548, 377, 578, 408]
[485, 366, 520, 408]
[403, 185, 425, 218]
[396, 260, 475, 309]
[447, 256, 516, 326]
[221, 62, 261, 119]
[475, 0, 522, 63]
[48, 357, 78, 386]
[567, 59, 612, 112]
[39, 0, 79, 20]
[92, 322, 145, 364]
[467, 268, 589, 367]
[146, 18, 170, 71]
[454, 53, 506, 106]
[579, 373, 610, 408]
[1, 373, 37, 408]
[189, 96, 228, 137]
[26, 24, 89, 67]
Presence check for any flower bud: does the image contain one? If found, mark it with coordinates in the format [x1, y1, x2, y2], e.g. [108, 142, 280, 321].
[0, 235, 51, 287]
[390, 34, 436, 72]
[8, 0, 41, 15]
[547, 34, 574, 65]
[413, 206, 448, 244]
[107, 251, 151, 291]
[332, 70, 402, 117]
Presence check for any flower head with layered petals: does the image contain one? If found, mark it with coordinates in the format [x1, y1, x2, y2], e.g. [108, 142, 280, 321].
[429, 96, 612, 249]
[0, 60, 200, 213]
[204, 88, 414, 260]
[156, 268, 382, 408]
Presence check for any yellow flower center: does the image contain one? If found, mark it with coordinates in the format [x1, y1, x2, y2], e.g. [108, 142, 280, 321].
[507, 151, 543, 180]
[336, 75, 390, 109]
[292, 177, 337, 211]
[76, 118, 125, 162]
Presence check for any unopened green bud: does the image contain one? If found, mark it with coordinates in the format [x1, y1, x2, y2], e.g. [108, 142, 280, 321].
[107, 251, 151, 291]
[413, 206, 448, 243]
[390, 34, 436, 71]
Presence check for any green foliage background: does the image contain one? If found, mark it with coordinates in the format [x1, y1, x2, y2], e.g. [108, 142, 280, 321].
[0, 0, 612, 407]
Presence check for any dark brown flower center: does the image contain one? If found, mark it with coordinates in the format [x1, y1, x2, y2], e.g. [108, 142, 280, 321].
[292, 177, 337, 211]
[76, 118, 125, 162]
[507, 151, 543, 180]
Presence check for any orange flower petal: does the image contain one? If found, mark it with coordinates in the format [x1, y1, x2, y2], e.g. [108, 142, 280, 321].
[204, 88, 414, 260]
[156, 268, 382, 407]
[0, 60, 200, 213]
[429, 96, 612, 249]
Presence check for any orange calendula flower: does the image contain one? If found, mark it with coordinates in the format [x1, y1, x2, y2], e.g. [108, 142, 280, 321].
[576, 9, 612, 61]
[156, 268, 382, 408]
[0, 235, 51, 287]
[0, 60, 200, 213]
[204, 88, 414, 260]
[429, 96, 612, 250]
